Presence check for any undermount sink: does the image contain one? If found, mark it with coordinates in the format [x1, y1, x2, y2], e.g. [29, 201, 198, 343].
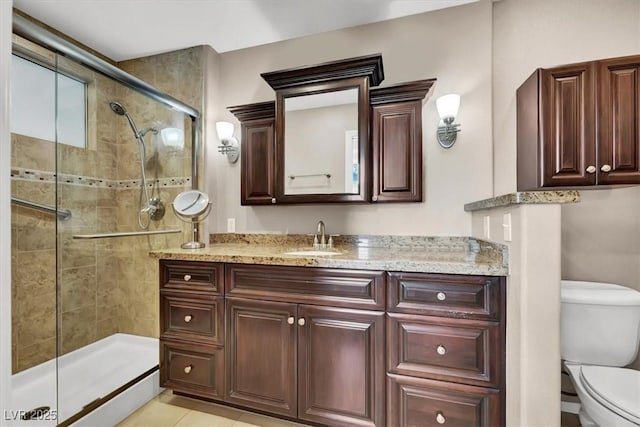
[284, 250, 343, 256]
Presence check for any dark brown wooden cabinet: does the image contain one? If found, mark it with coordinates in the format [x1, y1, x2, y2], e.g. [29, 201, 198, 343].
[297, 305, 385, 427]
[517, 54, 640, 190]
[597, 56, 640, 185]
[228, 102, 276, 205]
[225, 265, 386, 427]
[159, 261, 226, 401]
[225, 298, 297, 417]
[370, 80, 434, 203]
[386, 272, 505, 427]
[159, 261, 506, 427]
[229, 55, 435, 205]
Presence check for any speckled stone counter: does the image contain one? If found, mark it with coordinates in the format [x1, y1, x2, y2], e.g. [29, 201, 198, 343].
[463, 190, 580, 212]
[150, 234, 509, 276]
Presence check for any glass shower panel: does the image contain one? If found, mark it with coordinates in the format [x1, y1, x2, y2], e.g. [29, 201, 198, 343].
[9, 40, 59, 426]
[54, 52, 191, 423]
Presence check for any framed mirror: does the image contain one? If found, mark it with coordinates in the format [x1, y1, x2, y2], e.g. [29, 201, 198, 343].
[275, 77, 370, 203]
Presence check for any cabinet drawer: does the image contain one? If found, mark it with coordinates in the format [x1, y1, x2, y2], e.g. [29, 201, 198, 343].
[388, 313, 502, 388]
[160, 340, 224, 401]
[160, 291, 224, 345]
[226, 264, 386, 309]
[160, 260, 224, 294]
[387, 374, 502, 427]
[387, 272, 503, 321]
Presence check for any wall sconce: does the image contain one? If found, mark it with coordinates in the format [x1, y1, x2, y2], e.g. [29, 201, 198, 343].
[436, 94, 461, 149]
[216, 121, 240, 164]
[160, 127, 184, 148]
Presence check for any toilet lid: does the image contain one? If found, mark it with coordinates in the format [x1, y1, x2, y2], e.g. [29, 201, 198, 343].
[580, 366, 640, 424]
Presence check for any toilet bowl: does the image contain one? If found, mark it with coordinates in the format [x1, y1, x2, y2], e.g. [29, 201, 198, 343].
[561, 280, 640, 427]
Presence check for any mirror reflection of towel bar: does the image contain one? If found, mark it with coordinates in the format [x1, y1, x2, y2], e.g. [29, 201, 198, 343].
[288, 173, 331, 180]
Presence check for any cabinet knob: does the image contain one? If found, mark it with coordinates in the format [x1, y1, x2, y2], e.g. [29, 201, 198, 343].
[600, 164, 612, 172]
[298, 318, 306, 326]
[184, 365, 193, 374]
[271, 198, 276, 204]
[586, 165, 596, 174]
[372, 195, 378, 202]
[287, 316, 295, 325]
[184, 315, 193, 323]
[183, 274, 191, 281]
[436, 345, 447, 356]
[436, 411, 446, 424]
[436, 292, 447, 301]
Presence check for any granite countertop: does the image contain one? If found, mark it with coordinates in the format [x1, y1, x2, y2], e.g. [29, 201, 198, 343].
[464, 190, 580, 212]
[150, 234, 509, 276]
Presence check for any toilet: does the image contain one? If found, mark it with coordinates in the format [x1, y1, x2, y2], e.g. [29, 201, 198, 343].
[561, 280, 640, 427]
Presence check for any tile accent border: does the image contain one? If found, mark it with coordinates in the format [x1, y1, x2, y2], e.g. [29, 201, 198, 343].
[463, 190, 580, 212]
[10, 167, 191, 189]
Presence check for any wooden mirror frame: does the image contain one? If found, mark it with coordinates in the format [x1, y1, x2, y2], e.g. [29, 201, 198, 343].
[274, 76, 370, 203]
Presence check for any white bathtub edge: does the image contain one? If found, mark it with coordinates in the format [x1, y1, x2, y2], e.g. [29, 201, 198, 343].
[70, 370, 162, 427]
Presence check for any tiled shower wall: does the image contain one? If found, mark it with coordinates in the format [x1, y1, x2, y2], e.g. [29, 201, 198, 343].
[11, 40, 205, 373]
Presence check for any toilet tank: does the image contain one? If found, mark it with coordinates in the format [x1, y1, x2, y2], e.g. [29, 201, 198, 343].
[561, 280, 640, 366]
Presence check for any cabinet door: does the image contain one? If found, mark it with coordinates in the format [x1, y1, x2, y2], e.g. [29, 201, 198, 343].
[371, 101, 422, 202]
[540, 63, 597, 186]
[241, 118, 276, 205]
[225, 298, 297, 417]
[297, 305, 385, 427]
[598, 57, 640, 184]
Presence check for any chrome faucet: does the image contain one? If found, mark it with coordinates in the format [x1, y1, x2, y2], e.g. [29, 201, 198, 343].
[315, 220, 326, 248]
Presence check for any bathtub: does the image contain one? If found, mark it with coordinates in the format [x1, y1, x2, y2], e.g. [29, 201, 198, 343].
[9, 333, 161, 426]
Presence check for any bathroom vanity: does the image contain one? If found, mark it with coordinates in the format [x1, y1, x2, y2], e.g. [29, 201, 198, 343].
[153, 235, 508, 427]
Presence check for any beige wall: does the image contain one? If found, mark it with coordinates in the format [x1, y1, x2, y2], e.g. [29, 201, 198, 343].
[209, 0, 494, 236]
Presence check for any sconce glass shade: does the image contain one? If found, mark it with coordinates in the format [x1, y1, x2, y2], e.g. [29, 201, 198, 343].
[436, 94, 460, 120]
[216, 121, 235, 140]
[215, 120, 240, 164]
[160, 127, 184, 148]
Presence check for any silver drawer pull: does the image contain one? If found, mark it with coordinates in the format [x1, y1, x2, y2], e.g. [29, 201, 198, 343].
[436, 292, 446, 301]
[184, 365, 192, 374]
[184, 315, 193, 323]
[436, 345, 447, 356]
[601, 164, 612, 172]
[436, 411, 446, 424]
[287, 316, 295, 325]
[183, 274, 191, 281]
[586, 165, 596, 174]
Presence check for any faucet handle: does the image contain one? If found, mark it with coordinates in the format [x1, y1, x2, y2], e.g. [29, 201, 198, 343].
[313, 234, 319, 249]
[327, 234, 340, 248]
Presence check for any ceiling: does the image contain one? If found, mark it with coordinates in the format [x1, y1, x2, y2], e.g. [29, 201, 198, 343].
[13, 0, 476, 61]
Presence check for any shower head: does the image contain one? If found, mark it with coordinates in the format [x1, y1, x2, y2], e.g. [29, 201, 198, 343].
[109, 101, 140, 138]
[109, 101, 126, 116]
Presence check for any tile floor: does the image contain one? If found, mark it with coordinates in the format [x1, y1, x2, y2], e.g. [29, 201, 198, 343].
[117, 391, 309, 427]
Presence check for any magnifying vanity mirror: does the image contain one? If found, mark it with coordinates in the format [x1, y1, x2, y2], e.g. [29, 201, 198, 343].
[173, 190, 211, 249]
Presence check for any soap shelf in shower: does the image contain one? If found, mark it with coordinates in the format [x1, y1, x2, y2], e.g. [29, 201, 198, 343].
[72, 229, 181, 239]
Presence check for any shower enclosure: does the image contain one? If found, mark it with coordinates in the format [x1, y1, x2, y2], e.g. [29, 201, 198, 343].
[9, 12, 201, 426]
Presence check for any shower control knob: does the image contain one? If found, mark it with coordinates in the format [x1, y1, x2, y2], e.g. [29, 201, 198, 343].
[287, 316, 295, 325]
[436, 292, 447, 301]
[600, 164, 612, 172]
[184, 315, 193, 323]
[184, 274, 191, 281]
[184, 365, 192, 374]
[586, 165, 596, 174]
[436, 345, 447, 355]
[436, 411, 446, 424]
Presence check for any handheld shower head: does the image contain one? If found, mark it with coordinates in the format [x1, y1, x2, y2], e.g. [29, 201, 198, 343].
[109, 101, 140, 138]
